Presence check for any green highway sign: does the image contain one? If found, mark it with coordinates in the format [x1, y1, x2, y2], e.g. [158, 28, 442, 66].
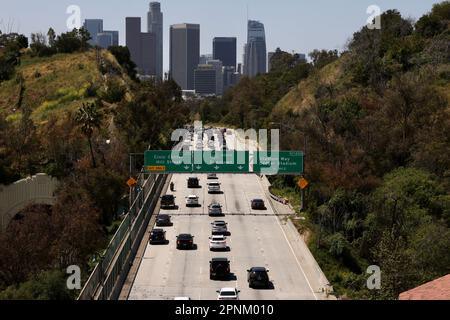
[255, 151, 304, 175]
[144, 150, 304, 175]
[192, 151, 249, 173]
[144, 150, 192, 173]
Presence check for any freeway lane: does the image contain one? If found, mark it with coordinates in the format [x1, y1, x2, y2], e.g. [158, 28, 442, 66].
[128, 172, 318, 300]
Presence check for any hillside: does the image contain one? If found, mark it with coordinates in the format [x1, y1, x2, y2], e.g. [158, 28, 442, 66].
[0, 49, 132, 125]
[199, 3, 450, 299]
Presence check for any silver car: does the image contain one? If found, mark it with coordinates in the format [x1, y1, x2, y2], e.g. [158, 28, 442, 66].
[208, 182, 221, 194]
[211, 221, 228, 234]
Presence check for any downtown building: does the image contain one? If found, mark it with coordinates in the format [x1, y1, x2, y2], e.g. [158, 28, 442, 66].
[126, 17, 157, 76]
[243, 20, 267, 78]
[213, 37, 237, 69]
[212, 37, 239, 93]
[194, 65, 217, 96]
[83, 19, 119, 49]
[170, 23, 200, 91]
[147, 2, 163, 79]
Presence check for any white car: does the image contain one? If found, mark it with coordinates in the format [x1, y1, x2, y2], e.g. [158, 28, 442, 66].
[211, 221, 228, 234]
[208, 182, 221, 194]
[186, 195, 200, 207]
[209, 235, 227, 251]
[217, 288, 240, 300]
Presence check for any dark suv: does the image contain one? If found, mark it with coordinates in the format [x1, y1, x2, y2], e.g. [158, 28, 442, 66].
[251, 199, 266, 210]
[187, 177, 200, 188]
[247, 267, 270, 288]
[176, 234, 195, 250]
[161, 195, 176, 209]
[149, 229, 167, 245]
[156, 214, 172, 227]
[210, 258, 231, 280]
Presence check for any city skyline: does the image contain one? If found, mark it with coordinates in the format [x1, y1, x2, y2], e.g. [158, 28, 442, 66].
[0, 0, 442, 72]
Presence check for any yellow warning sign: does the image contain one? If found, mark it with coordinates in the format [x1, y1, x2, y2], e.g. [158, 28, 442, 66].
[298, 178, 309, 190]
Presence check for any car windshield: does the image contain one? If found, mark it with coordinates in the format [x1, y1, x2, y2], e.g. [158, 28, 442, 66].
[221, 291, 236, 296]
[254, 271, 268, 278]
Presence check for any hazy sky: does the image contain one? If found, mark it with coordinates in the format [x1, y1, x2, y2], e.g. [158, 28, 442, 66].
[0, 0, 442, 72]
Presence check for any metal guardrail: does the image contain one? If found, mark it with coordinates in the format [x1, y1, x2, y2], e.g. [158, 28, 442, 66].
[78, 173, 165, 300]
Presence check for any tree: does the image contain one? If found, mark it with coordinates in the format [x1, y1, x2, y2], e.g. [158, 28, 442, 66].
[47, 28, 56, 47]
[309, 49, 339, 69]
[55, 29, 81, 53]
[108, 45, 137, 79]
[75, 102, 103, 168]
[78, 27, 91, 51]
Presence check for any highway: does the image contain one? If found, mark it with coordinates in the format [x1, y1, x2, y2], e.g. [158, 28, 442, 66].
[127, 129, 328, 300]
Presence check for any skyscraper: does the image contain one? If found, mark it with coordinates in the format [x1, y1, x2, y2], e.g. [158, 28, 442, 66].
[97, 33, 113, 49]
[126, 17, 142, 72]
[213, 37, 237, 68]
[148, 2, 163, 79]
[141, 32, 157, 76]
[83, 19, 104, 46]
[170, 24, 200, 90]
[244, 20, 267, 78]
[126, 17, 156, 76]
[199, 54, 213, 65]
[207, 59, 223, 96]
[194, 65, 217, 96]
[103, 30, 119, 46]
[83, 19, 119, 49]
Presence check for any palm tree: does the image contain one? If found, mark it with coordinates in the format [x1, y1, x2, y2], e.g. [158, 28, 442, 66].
[76, 102, 102, 168]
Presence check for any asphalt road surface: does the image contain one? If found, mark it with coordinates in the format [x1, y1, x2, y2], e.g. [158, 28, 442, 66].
[128, 172, 319, 300]
[128, 129, 325, 300]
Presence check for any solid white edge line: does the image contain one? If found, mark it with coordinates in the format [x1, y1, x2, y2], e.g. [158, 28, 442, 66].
[263, 176, 319, 300]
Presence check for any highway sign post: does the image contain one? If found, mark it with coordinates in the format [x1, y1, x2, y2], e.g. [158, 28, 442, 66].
[144, 150, 304, 175]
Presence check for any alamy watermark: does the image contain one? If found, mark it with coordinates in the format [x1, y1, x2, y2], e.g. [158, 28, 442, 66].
[66, 5, 81, 30]
[366, 265, 381, 290]
[367, 5, 382, 30]
[66, 265, 81, 290]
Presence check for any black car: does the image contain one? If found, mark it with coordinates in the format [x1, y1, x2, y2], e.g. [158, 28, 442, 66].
[210, 258, 231, 280]
[150, 229, 167, 245]
[156, 214, 172, 227]
[187, 177, 200, 188]
[161, 195, 176, 209]
[176, 234, 195, 250]
[251, 199, 266, 210]
[247, 267, 270, 288]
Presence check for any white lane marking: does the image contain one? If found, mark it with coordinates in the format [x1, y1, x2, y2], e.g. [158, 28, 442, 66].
[274, 213, 318, 300]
